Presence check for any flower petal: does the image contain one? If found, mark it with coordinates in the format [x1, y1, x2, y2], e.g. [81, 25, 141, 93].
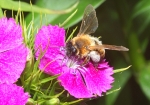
[0, 45, 28, 83]
[0, 83, 29, 105]
[84, 61, 114, 96]
[58, 70, 93, 98]
[39, 54, 64, 75]
[35, 25, 65, 58]
[0, 18, 23, 52]
[35, 25, 65, 74]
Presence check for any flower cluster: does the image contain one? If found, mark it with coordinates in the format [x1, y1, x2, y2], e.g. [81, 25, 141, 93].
[35, 25, 114, 98]
[0, 16, 115, 104]
[0, 18, 29, 104]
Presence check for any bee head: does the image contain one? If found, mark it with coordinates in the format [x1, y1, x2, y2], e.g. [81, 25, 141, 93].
[66, 41, 77, 57]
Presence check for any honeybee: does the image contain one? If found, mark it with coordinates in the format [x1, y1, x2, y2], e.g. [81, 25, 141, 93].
[66, 4, 128, 64]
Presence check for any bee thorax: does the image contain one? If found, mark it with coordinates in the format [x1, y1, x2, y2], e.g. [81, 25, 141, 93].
[88, 51, 100, 62]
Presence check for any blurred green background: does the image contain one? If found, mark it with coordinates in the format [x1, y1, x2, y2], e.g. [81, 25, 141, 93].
[1, 0, 150, 105]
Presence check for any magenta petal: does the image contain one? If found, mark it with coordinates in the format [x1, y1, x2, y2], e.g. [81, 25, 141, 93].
[35, 25, 65, 58]
[38, 46, 64, 75]
[0, 83, 29, 105]
[39, 54, 63, 75]
[0, 45, 28, 83]
[58, 71, 93, 98]
[0, 18, 23, 52]
[35, 25, 65, 74]
[84, 61, 114, 96]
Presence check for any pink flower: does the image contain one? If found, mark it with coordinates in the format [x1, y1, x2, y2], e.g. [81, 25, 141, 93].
[35, 25, 114, 98]
[0, 17, 28, 83]
[0, 83, 29, 105]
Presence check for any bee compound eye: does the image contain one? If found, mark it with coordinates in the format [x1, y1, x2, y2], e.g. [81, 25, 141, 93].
[66, 41, 77, 56]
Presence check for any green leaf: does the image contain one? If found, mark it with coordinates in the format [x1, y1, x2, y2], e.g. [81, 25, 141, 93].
[25, 0, 105, 29]
[51, 90, 65, 98]
[67, 99, 84, 105]
[39, 74, 60, 84]
[59, 9, 77, 27]
[106, 58, 131, 105]
[0, 8, 3, 17]
[106, 87, 121, 96]
[51, 0, 105, 28]
[61, 102, 69, 105]
[114, 65, 131, 73]
[132, 1, 150, 34]
[138, 62, 150, 100]
[25, 0, 78, 28]
[131, 1, 150, 53]
[0, 0, 75, 14]
[43, 98, 60, 105]
[49, 81, 59, 96]
[132, 1, 150, 19]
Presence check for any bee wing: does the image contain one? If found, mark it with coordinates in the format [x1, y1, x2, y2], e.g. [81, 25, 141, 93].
[78, 4, 98, 36]
[89, 44, 129, 51]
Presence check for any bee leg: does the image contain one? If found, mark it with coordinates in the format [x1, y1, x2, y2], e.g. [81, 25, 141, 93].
[93, 62, 99, 69]
[81, 56, 90, 66]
